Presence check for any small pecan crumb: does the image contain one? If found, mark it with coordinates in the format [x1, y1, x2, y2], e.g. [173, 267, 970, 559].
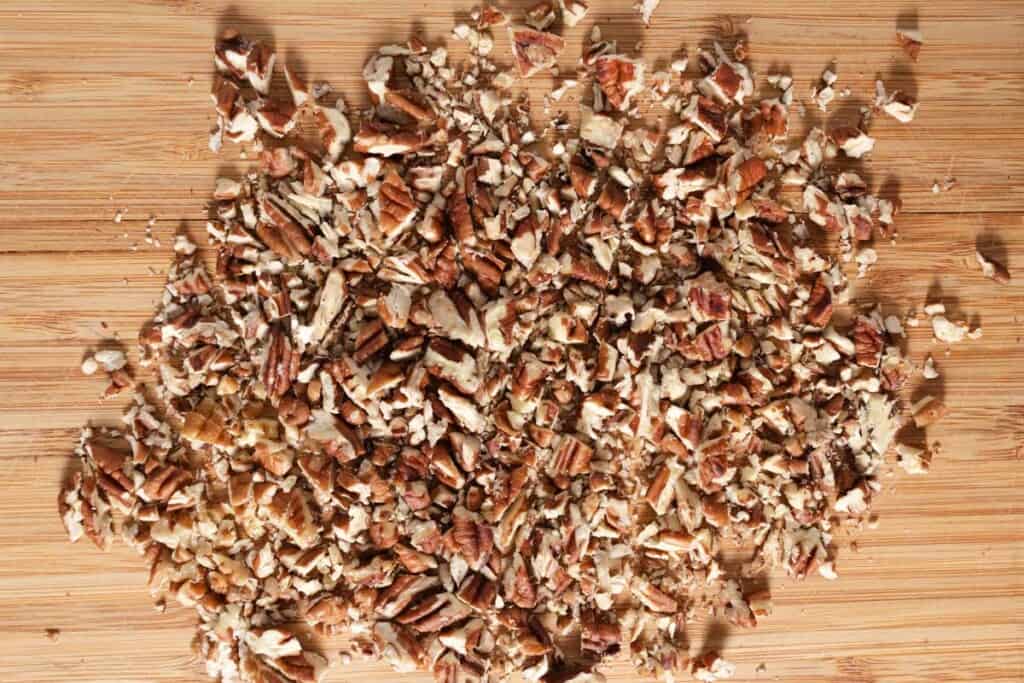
[976, 249, 1011, 284]
[635, 0, 661, 26]
[508, 26, 564, 78]
[912, 395, 948, 428]
[896, 29, 923, 61]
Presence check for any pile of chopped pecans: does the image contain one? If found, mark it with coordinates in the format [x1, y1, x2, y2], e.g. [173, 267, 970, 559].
[61, 7, 944, 683]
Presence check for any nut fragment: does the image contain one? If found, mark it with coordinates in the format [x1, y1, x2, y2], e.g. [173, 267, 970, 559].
[976, 249, 1011, 284]
[378, 169, 418, 237]
[594, 55, 645, 111]
[876, 80, 918, 123]
[692, 652, 735, 682]
[896, 29, 923, 61]
[831, 127, 875, 159]
[561, 0, 590, 26]
[635, 0, 661, 26]
[508, 26, 565, 78]
[912, 395, 948, 427]
[580, 107, 624, 149]
[181, 396, 233, 446]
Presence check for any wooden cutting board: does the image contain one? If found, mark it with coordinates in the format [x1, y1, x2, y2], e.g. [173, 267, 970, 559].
[0, 1, 1021, 681]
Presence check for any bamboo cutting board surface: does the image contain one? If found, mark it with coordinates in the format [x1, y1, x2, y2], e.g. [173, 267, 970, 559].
[0, 1, 1022, 681]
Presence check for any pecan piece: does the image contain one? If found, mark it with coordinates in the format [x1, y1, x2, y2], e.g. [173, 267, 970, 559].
[525, 0, 557, 30]
[853, 316, 883, 368]
[264, 487, 319, 548]
[976, 249, 1011, 284]
[831, 126, 875, 159]
[689, 272, 731, 321]
[805, 275, 833, 327]
[379, 169, 418, 237]
[258, 195, 312, 262]
[683, 95, 728, 142]
[353, 318, 389, 363]
[182, 396, 233, 447]
[633, 579, 677, 613]
[504, 554, 537, 608]
[255, 100, 298, 138]
[594, 54, 645, 111]
[451, 510, 494, 570]
[262, 327, 299, 398]
[550, 435, 594, 478]
[313, 104, 351, 162]
[896, 29, 923, 61]
[508, 26, 565, 78]
[141, 464, 190, 503]
[679, 321, 732, 361]
[353, 120, 429, 156]
[912, 396, 948, 427]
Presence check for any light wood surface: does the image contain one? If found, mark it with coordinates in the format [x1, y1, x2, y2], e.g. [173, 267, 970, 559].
[1, 1, 1022, 682]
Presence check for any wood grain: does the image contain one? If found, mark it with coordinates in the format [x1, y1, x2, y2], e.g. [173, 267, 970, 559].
[0, 1, 1022, 682]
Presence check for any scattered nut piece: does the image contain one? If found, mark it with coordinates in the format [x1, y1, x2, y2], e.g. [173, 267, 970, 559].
[692, 652, 736, 682]
[896, 29, 923, 61]
[635, 0, 661, 26]
[875, 80, 918, 123]
[811, 65, 838, 111]
[80, 356, 99, 376]
[525, 1, 557, 31]
[931, 315, 969, 344]
[976, 249, 1011, 284]
[508, 26, 565, 78]
[560, 0, 590, 26]
[896, 442, 931, 475]
[912, 395, 948, 427]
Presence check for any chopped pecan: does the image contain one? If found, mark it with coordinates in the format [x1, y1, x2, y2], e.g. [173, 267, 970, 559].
[689, 272, 731, 321]
[508, 26, 565, 78]
[353, 318, 389, 363]
[182, 396, 233, 446]
[683, 96, 728, 142]
[452, 510, 494, 570]
[805, 275, 833, 327]
[550, 435, 594, 478]
[476, 4, 508, 29]
[831, 126, 875, 159]
[596, 179, 628, 220]
[896, 29, 923, 61]
[976, 249, 1011, 284]
[594, 55, 645, 111]
[679, 322, 732, 361]
[562, 0, 590, 26]
[255, 100, 298, 138]
[353, 120, 429, 156]
[379, 169, 418, 237]
[264, 487, 319, 548]
[525, 1, 557, 30]
[313, 105, 351, 161]
[258, 195, 312, 261]
[853, 316, 883, 368]
[912, 396, 948, 427]
[580, 108, 624, 149]
[262, 327, 299, 397]
[633, 579, 677, 613]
